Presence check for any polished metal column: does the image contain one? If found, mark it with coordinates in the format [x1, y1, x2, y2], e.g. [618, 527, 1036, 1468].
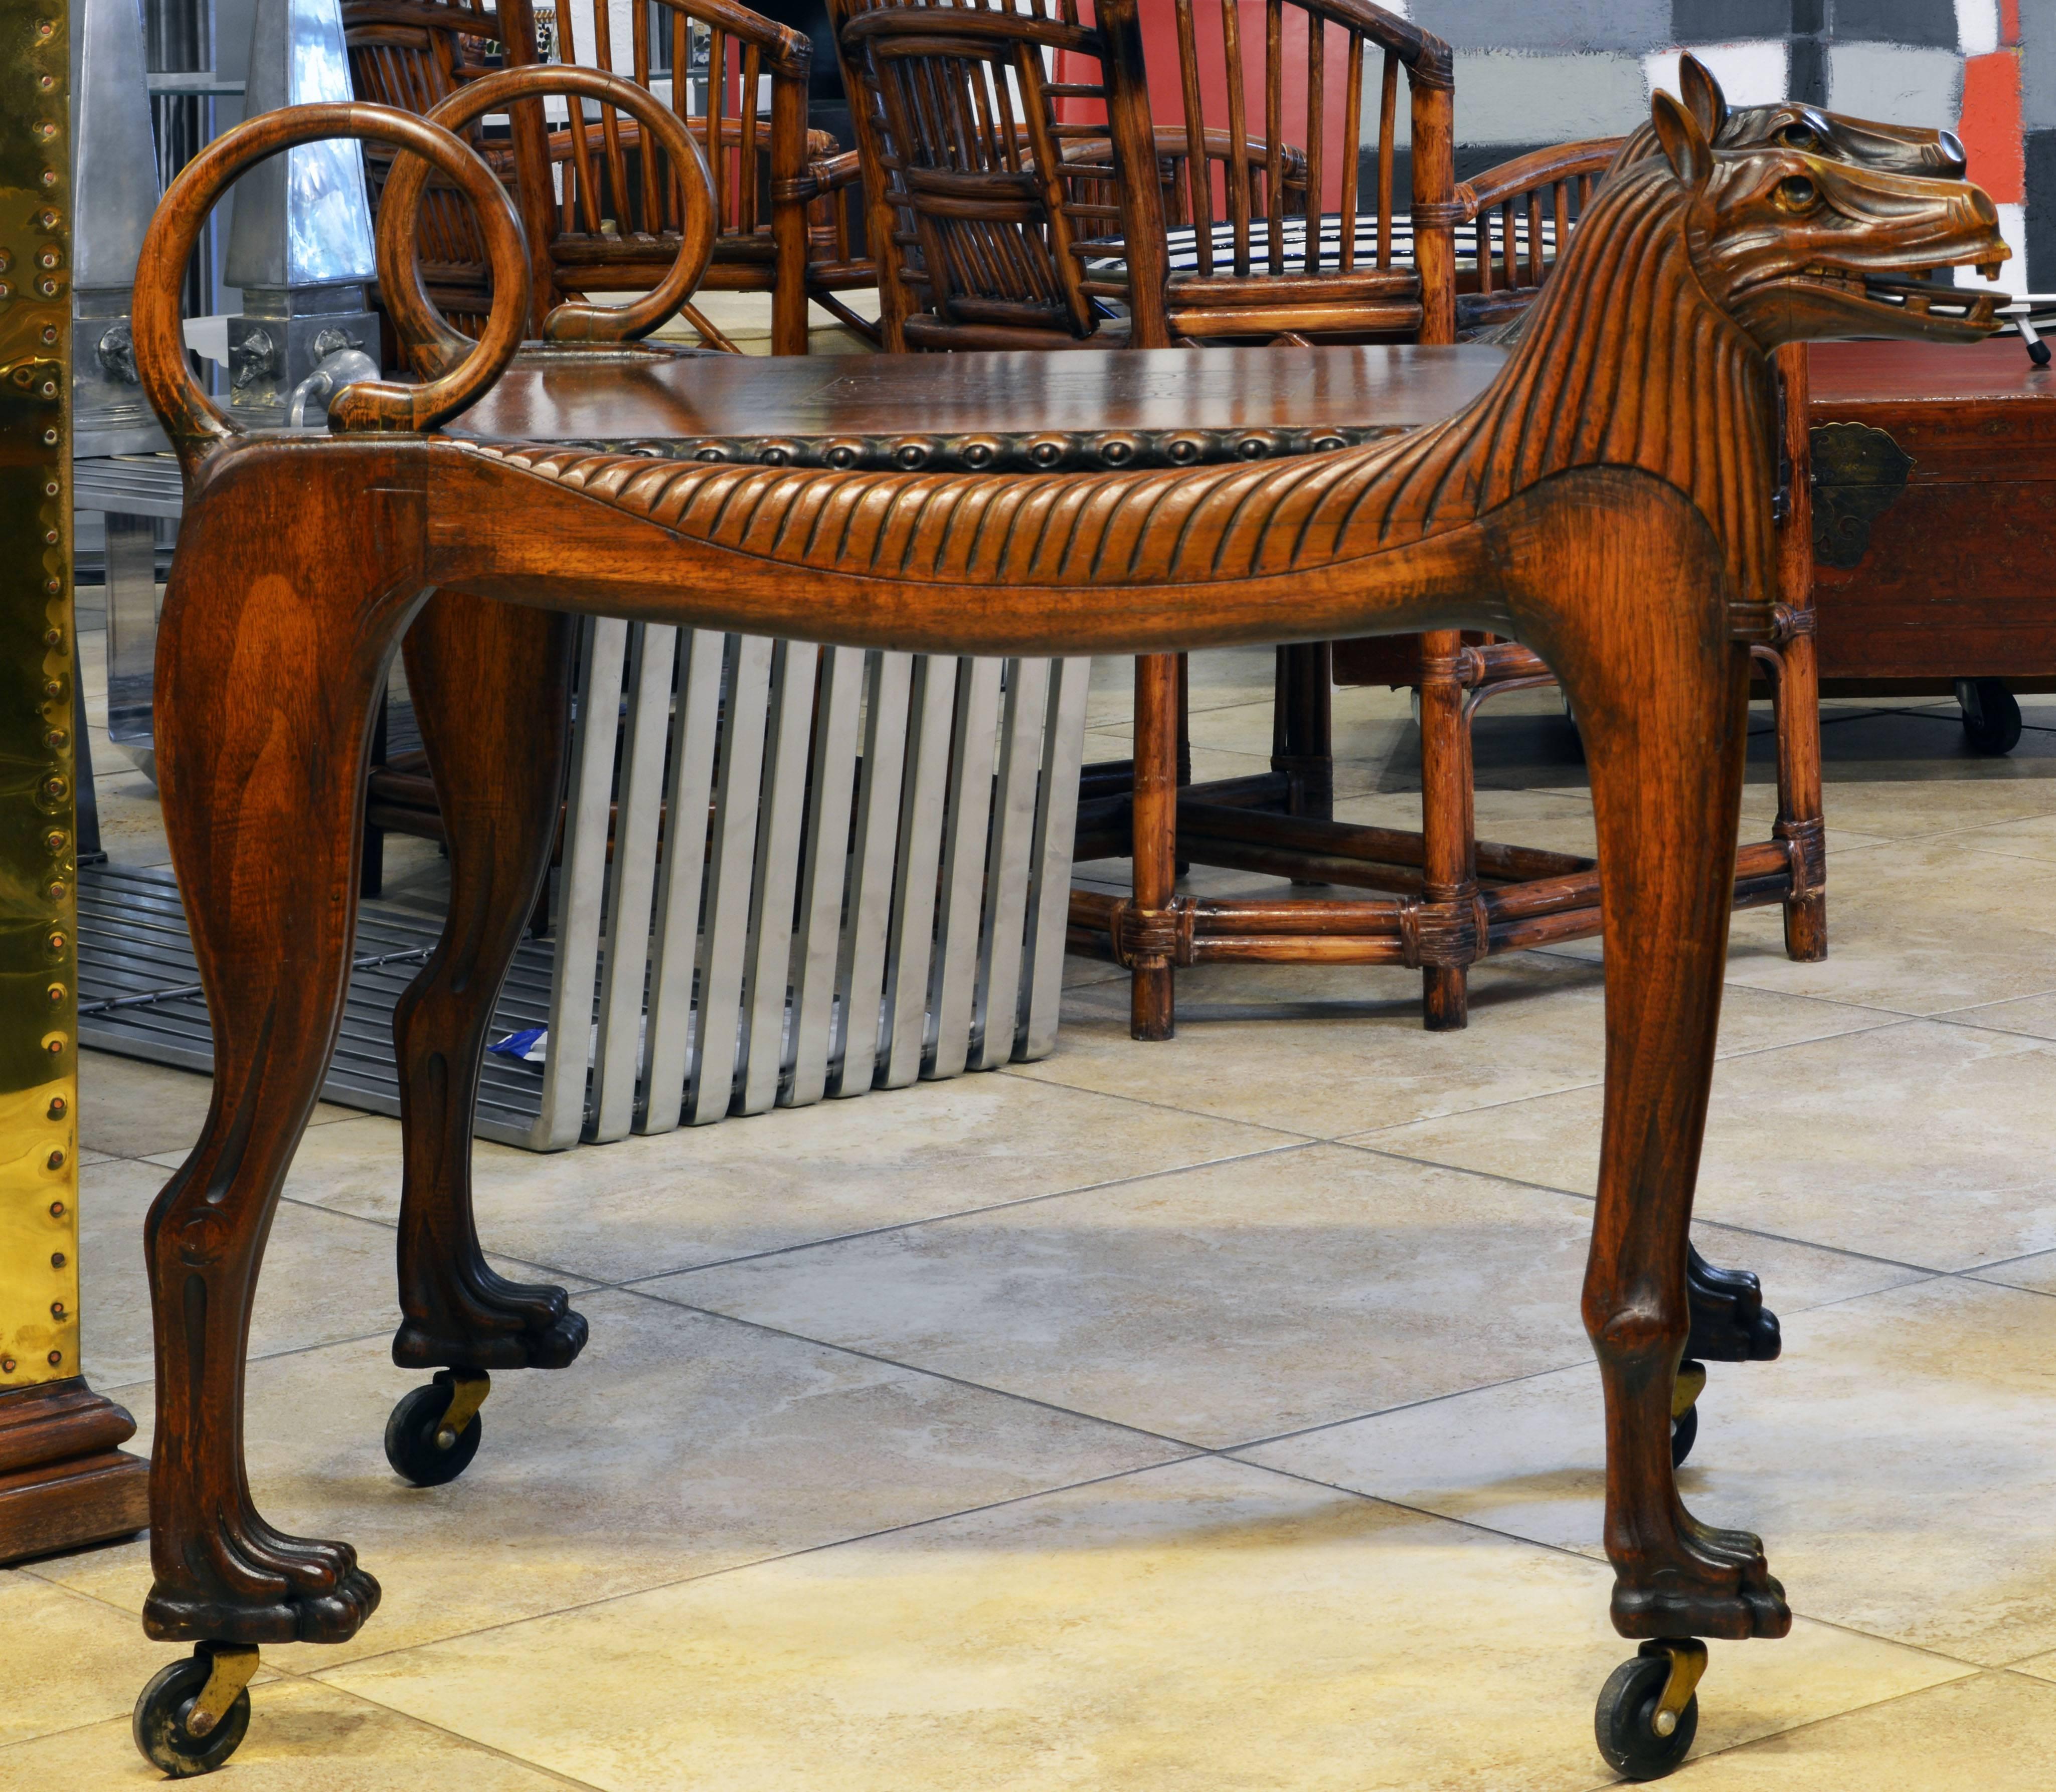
[219, 0, 375, 421]
[0, 0, 150, 1563]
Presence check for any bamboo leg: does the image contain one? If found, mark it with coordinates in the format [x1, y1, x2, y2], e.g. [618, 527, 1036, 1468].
[1129, 652, 1179, 1040]
[391, 592, 587, 1373]
[142, 465, 422, 1646]
[1417, 630, 1475, 1030]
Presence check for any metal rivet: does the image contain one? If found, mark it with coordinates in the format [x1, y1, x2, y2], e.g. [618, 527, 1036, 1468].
[36, 18, 54, 34]
[43, 529, 58, 545]
[45, 729, 67, 749]
[40, 170, 56, 188]
[49, 1197, 66, 1214]
[44, 479, 58, 496]
[47, 931, 65, 952]
[47, 1351, 61, 1366]
[51, 1252, 66, 1269]
[45, 577, 60, 593]
[39, 211, 57, 229]
[38, 248, 57, 267]
[1, 1359, 14, 1375]
[50, 1301, 66, 1320]
[0, 282, 11, 300]
[47, 984, 66, 1005]
[47, 1096, 66, 1119]
[44, 830, 66, 852]
[42, 679, 61, 699]
[41, 429, 57, 446]
[43, 627, 62, 647]
[38, 73, 54, 89]
[47, 1154, 65, 1174]
[44, 1036, 65, 1056]
[45, 881, 66, 901]
[42, 776, 65, 799]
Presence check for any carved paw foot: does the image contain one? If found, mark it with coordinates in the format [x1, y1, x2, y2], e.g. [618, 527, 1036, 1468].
[1612, 1523, 1790, 1642]
[1686, 1245, 1781, 1363]
[396, 1259, 588, 1372]
[143, 1507, 383, 1646]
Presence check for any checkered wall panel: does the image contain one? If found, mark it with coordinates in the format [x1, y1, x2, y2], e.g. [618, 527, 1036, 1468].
[1399, 0, 2045, 287]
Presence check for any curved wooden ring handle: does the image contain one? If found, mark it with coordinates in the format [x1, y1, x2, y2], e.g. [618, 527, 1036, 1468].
[133, 102, 529, 469]
[377, 66, 718, 375]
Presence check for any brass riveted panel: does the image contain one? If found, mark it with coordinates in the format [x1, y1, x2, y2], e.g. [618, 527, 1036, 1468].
[0, 0, 80, 1392]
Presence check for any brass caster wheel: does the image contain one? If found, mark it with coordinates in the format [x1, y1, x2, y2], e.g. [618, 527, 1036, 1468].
[1671, 1360, 1706, 1470]
[133, 1643, 258, 1777]
[1956, 678, 2022, 756]
[385, 1368, 489, 1487]
[1596, 1639, 1705, 1781]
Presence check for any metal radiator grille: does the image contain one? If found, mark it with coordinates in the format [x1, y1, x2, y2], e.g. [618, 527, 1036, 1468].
[79, 629, 1091, 1151]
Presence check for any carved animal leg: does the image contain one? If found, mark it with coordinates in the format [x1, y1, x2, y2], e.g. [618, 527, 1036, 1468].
[1544, 512, 1791, 1645]
[1418, 630, 1475, 1031]
[1686, 1243, 1782, 1362]
[143, 467, 423, 1646]
[391, 592, 587, 1372]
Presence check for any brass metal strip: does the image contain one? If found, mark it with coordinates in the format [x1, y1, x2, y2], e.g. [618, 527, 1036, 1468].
[0, 0, 80, 1391]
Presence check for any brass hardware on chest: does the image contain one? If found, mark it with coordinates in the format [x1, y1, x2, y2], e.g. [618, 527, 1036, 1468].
[1809, 419, 1914, 568]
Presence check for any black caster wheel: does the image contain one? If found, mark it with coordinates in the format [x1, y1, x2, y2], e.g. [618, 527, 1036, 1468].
[132, 1650, 253, 1778]
[1670, 1401, 1698, 1470]
[385, 1368, 486, 1487]
[1956, 678, 2022, 756]
[1595, 1643, 1702, 1781]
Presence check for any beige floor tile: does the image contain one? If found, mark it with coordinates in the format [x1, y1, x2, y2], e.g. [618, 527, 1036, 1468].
[0, 1571, 199, 1747]
[1735, 776, 2056, 844]
[1255, 1276, 2056, 1667]
[43, 1291, 1181, 1673]
[1711, 837, 2056, 1016]
[79, 1153, 578, 1392]
[79, 1049, 356, 1160]
[1360, 1019, 2056, 1270]
[0, 1677, 579, 1787]
[1025, 953, 1889, 1139]
[651, 1144, 1612, 1447]
[270, 1078, 1297, 1284]
[1664, 1671, 2056, 1789]
[320, 1456, 1965, 1792]
[1942, 810, 2056, 867]
[1084, 646, 1286, 728]
[1932, 990, 2056, 1043]
[86, 768, 172, 868]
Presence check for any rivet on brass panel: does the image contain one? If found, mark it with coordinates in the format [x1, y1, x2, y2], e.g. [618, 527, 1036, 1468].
[46, 933, 66, 953]
[40, 430, 56, 445]
[44, 830, 66, 851]
[46, 1352, 61, 1367]
[44, 575, 60, 591]
[42, 680, 61, 699]
[1, 1360, 15, 1376]
[42, 628, 62, 646]
[44, 729, 68, 749]
[50, 1301, 65, 1320]
[51, 1253, 66, 1269]
[49, 1197, 66, 1212]
[44, 1036, 67, 1056]
[40, 776, 64, 798]
[44, 881, 66, 901]
[42, 480, 58, 496]
[47, 985, 67, 1006]
[47, 1096, 66, 1120]
[47, 1155, 65, 1174]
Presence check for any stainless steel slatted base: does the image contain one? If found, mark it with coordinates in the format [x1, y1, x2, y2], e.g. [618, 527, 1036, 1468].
[77, 863, 560, 1145]
[77, 629, 1091, 1152]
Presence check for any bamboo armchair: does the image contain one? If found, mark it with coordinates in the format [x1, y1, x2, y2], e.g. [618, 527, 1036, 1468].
[343, 0, 870, 355]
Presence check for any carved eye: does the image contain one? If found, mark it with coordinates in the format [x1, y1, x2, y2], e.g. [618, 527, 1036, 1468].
[1780, 122, 1820, 151]
[1775, 176, 1818, 212]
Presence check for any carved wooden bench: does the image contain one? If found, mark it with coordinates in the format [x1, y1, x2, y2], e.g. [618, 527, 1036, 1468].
[120, 72, 2004, 1780]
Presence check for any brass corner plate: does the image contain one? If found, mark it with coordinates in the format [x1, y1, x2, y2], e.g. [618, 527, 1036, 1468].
[1810, 419, 1914, 571]
[2, 0, 80, 1392]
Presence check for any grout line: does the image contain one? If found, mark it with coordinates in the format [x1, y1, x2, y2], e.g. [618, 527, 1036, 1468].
[308, 1453, 1208, 1676]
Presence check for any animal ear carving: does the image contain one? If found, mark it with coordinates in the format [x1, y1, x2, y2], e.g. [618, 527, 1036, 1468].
[1678, 53, 1728, 138]
[1651, 88, 1713, 193]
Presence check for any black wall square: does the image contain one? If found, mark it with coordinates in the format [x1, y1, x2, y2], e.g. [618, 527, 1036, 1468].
[2028, 131, 2056, 290]
[1826, 0, 1957, 48]
[1672, 0, 1791, 39]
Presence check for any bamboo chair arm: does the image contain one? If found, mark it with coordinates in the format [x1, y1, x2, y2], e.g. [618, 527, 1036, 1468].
[1289, 0, 1451, 88]
[133, 101, 528, 473]
[1458, 138, 1624, 219]
[380, 65, 716, 372]
[647, 0, 811, 76]
[340, 0, 508, 40]
[840, 5, 1102, 60]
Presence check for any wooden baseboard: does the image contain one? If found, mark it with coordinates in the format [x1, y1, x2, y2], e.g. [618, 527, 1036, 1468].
[0, 1378, 149, 1564]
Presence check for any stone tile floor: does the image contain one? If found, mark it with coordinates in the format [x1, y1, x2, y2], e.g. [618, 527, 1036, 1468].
[19, 644, 2056, 1785]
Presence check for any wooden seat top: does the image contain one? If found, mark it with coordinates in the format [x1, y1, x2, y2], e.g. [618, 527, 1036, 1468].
[1810, 337, 2053, 406]
[448, 343, 1508, 473]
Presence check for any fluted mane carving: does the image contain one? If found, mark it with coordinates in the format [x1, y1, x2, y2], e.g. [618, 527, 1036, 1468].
[462, 158, 1773, 608]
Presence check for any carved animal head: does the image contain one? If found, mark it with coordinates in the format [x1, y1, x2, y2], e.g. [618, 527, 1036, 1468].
[1624, 53, 1968, 180]
[1648, 90, 2007, 346]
